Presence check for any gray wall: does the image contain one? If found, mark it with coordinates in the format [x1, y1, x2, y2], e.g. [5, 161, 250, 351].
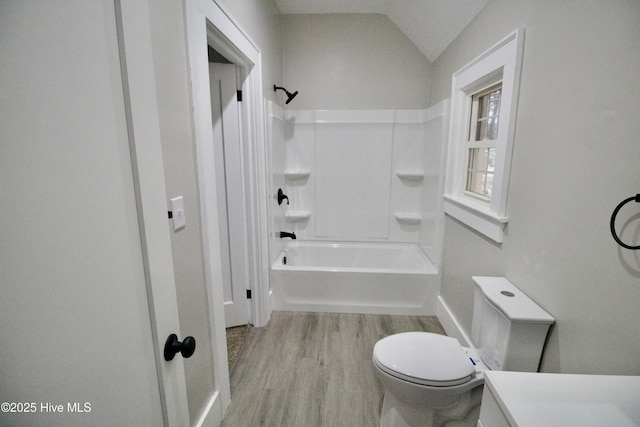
[282, 14, 431, 109]
[432, 0, 640, 374]
[216, 0, 283, 106]
[148, 0, 215, 421]
[0, 2, 164, 424]
[148, 0, 283, 422]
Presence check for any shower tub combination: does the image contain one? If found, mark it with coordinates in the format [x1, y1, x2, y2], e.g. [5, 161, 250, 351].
[271, 241, 440, 315]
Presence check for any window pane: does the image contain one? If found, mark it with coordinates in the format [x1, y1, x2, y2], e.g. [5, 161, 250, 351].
[473, 85, 502, 142]
[466, 147, 496, 198]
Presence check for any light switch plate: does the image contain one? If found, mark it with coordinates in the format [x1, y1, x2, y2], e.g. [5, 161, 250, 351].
[170, 196, 186, 230]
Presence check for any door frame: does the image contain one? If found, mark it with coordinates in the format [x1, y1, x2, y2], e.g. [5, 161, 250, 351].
[184, 0, 272, 417]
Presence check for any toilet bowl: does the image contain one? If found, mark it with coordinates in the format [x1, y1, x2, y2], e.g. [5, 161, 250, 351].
[372, 332, 486, 427]
[372, 276, 555, 427]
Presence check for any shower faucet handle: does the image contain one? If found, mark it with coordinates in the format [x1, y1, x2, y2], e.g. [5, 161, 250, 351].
[277, 188, 289, 205]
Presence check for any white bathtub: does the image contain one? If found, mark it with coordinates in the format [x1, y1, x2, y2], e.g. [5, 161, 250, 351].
[270, 241, 440, 315]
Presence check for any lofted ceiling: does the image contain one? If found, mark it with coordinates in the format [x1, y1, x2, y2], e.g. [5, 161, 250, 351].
[274, 0, 490, 62]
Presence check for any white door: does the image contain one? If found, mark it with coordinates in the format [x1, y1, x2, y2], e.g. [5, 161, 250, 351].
[0, 1, 189, 426]
[209, 62, 251, 327]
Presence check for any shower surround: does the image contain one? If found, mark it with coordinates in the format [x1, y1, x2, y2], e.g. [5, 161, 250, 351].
[266, 100, 449, 314]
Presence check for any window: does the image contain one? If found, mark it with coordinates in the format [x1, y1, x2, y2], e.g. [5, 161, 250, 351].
[465, 82, 501, 200]
[444, 29, 524, 243]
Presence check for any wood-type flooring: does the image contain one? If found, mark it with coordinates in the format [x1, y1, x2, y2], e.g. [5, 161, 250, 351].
[221, 311, 446, 426]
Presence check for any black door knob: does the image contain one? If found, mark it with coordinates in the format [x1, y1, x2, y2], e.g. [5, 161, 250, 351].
[164, 333, 196, 361]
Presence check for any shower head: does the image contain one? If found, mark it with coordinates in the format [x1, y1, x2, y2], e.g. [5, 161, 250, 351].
[273, 85, 299, 104]
[285, 90, 298, 104]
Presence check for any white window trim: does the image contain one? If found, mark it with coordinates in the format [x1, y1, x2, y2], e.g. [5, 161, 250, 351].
[444, 28, 525, 243]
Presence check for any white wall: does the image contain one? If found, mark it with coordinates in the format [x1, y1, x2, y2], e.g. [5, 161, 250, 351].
[433, 0, 640, 374]
[282, 14, 431, 110]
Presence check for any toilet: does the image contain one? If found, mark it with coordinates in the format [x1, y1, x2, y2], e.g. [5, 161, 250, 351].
[372, 276, 554, 427]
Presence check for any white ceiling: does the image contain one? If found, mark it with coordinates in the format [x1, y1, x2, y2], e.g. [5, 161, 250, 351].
[274, 0, 491, 62]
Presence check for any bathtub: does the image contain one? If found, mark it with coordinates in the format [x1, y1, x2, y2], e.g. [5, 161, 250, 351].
[270, 241, 440, 315]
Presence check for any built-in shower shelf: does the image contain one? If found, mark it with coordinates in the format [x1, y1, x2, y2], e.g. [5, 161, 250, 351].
[394, 212, 422, 225]
[284, 169, 311, 180]
[395, 170, 425, 182]
[285, 211, 311, 221]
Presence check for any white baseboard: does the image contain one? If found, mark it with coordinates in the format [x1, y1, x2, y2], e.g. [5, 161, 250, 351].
[194, 391, 223, 427]
[437, 295, 473, 347]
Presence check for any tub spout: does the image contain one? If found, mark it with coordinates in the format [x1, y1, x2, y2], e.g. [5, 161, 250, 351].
[279, 231, 296, 239]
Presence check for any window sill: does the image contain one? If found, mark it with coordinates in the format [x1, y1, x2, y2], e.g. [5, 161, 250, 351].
[443, 195, 507, 243]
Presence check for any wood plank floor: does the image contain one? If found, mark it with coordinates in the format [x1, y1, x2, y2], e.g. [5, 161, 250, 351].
[221, 311, 446, 426]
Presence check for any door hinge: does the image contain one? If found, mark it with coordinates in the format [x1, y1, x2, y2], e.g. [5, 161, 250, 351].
[246, 289, 252, 299]
[236, 90, 243, 102]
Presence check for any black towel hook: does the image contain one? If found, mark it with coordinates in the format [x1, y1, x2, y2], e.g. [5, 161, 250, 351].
[610, 194, 640, 250]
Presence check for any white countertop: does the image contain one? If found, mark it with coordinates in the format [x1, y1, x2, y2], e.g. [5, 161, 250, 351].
[484, 371, 640, 427]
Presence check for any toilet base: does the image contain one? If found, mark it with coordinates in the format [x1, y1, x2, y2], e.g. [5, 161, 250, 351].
[380, 385, 483, 427]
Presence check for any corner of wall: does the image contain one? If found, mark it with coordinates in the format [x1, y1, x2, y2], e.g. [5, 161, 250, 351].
[436, 295, 473, 346]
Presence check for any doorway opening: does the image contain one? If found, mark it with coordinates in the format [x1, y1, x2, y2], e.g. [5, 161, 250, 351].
[208, 46, 251, 328]
[185, 0, 271, 418]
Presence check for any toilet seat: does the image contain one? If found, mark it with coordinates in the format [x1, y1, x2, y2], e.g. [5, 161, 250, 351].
[373, 332, 476, 387]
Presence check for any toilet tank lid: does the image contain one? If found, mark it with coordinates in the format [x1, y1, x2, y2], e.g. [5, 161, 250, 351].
[472, 276, 555, 325]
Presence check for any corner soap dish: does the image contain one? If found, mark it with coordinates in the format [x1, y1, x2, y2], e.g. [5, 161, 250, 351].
[284, 169, 311, 180]
[394, 213, 422, 224]
[285, 211, 311, 221]
[395, 170, 424, 182]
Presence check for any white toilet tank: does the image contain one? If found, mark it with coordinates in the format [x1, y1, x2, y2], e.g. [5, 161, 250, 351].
[471, 276, 554, 372]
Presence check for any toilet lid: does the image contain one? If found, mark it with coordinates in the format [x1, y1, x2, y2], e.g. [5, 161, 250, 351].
[373, 332, 476, 387]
